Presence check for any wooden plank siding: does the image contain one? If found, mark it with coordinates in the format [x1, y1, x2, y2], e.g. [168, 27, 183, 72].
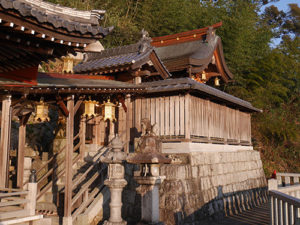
[131, 94, 251, 146]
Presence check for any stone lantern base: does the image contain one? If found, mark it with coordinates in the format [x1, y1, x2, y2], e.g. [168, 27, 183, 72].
[135, 176, 165, 225]
[104, 221, 127, 225]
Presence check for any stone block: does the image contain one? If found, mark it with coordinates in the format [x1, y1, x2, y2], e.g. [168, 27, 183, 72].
[165, 194, 179, 210]
[210, 153, 221, 164]
[211, 176, 217, 187]
[211, 164, 218, 176]
[191, 166, 198, 179]
[201, 165, 210, 177]
[190, 153, 205, 165]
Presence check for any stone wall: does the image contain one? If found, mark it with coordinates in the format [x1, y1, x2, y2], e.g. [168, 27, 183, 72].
[159, 150, 267, 225]
[122, 149, 267, 225]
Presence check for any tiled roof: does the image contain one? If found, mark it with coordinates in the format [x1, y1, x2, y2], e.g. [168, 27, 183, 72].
[74, 31, 171, 78]
[0, 0, 111, 36]
[74, 42, 152, 73]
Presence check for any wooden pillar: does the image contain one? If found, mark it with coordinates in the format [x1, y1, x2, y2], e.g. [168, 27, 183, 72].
[94, 116, 101, 146]
[184, 94, 190, 140]
[79, 115, 86, 160]
[0, 95, 12, 188]
[17, 115, 27, 188]
[125, 94, 132, 153]
[64, 95, 74, 225]
[25, 171, 37, 216]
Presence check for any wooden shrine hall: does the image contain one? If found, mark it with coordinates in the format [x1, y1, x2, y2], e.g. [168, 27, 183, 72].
[0, 2, 263, 223]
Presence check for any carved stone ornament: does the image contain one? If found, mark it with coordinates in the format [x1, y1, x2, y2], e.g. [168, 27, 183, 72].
[127, 118, 171, 165]
[101, 135, 127, 164]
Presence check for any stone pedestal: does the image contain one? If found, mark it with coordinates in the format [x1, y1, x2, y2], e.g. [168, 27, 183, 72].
[104, 178, 127, 225]
[135, 176, 165, 225]
[101, 135, 127, 225]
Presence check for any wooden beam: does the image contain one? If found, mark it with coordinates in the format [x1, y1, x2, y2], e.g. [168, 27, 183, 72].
[125, 94, 131, 153]
[17, 115, 26, 188]
[64, 95, 74, 224]
[149, 52, 169, 79]
[0, 95, 12, 188]
[74, 99, 83, 115]
[79, 115, 86, 160]
[57, 97, 69, 117]
[132, 70, 151, 77]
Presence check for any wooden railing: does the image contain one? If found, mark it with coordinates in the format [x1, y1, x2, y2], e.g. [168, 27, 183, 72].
[71, 132, 128, 222]
[71, 146, 109, 222]
[268, 173, 300, 225]
[0, 176, 43, 224]
[277, 173, 300, 187]
[37, 132, 83, 200]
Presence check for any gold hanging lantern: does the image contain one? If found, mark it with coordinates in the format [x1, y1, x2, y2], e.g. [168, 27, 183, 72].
[214, 77, 220, 86]
[102, 99, 116, 122]
[84, 99, 98, 117]
[34, 99, 49, 122]
[201, 71, 207, 80]
[62, 56, 74, 73]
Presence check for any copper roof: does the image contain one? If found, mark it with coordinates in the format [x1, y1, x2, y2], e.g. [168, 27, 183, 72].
[151, 23, 233, 82]
[141, 78, 260, 112]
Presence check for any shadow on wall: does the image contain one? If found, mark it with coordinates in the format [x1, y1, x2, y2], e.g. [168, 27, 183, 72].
[120, 162, 268, 225]
[172, 186, 268, 225]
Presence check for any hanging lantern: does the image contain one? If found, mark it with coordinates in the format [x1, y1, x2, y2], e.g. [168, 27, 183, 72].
[84, 99, 98, 117]
[201, 71, 207, 80]
[34, 99, 49, 122]
[102, 99, 116, 122]
[214, 77, 220, 86]
[62, 56, 74, 73]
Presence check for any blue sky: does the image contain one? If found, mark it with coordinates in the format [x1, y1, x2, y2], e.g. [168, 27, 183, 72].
[261, 0, 298, 46]
[262, 0, 298, 12]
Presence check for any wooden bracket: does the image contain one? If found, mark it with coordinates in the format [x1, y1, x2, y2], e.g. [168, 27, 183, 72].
[18, 113, 31, 126]
[56, 96, 69, 117]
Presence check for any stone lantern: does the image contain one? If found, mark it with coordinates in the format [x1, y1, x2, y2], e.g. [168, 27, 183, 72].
[127, 119, 171, 225]
[101, 135, 127, 225]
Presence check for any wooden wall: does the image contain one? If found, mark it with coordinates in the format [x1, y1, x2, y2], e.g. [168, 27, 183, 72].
[133, 95, 186, 139]
[131, 94, 252, 145]
[189, 95, 251, 144]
